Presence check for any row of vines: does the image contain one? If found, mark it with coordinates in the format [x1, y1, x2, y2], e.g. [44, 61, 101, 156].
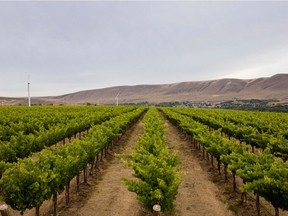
[122, 108, 182, 212]
[172, 108, 288, 159]
[0, 106, 146, 215]
[161, 107, 288, 216]
[0, 106, 137, 163]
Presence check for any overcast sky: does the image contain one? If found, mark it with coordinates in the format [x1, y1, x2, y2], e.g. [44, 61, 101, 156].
[0, 1, 287, 97]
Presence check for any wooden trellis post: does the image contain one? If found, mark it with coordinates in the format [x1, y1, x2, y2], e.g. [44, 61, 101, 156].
[0, 204, 10, 216]
[153, 204, 161, 216]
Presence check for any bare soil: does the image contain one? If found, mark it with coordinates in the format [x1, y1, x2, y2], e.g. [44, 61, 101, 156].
[57, 120, 146, 216]
[162, 119, 233, 216]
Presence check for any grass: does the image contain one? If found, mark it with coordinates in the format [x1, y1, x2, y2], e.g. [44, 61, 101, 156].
[228, 204, 238, 214]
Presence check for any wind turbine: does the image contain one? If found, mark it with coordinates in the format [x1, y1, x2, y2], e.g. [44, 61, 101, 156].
[115, 93, 119, 106]
[28, 75, 31, 107]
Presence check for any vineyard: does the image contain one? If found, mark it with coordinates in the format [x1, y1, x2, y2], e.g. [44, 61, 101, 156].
[0, 106, 146, 215]
[160, 107, 288, 216]
[0, 106, 288, 216]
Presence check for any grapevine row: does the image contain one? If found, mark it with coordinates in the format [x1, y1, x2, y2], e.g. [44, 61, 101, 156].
[161, 107, 288, 216]
[0, 107, 146, 216]
[122, 108, 181, 212]
[0, 106, 137, 163]
[0, 106, 100, 140]
[172, 108, 288, 159]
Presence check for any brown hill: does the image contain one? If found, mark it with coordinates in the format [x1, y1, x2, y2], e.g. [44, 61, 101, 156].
[1, 74, 288, 105]
[48, 73, 288, 105]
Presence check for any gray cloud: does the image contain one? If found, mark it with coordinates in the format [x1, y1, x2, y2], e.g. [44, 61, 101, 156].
[0, 1, 287, 96]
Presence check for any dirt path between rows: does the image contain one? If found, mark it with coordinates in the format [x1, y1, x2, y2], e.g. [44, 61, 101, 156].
[57, 119, 145, 216]
[163, 118, 234, 216]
